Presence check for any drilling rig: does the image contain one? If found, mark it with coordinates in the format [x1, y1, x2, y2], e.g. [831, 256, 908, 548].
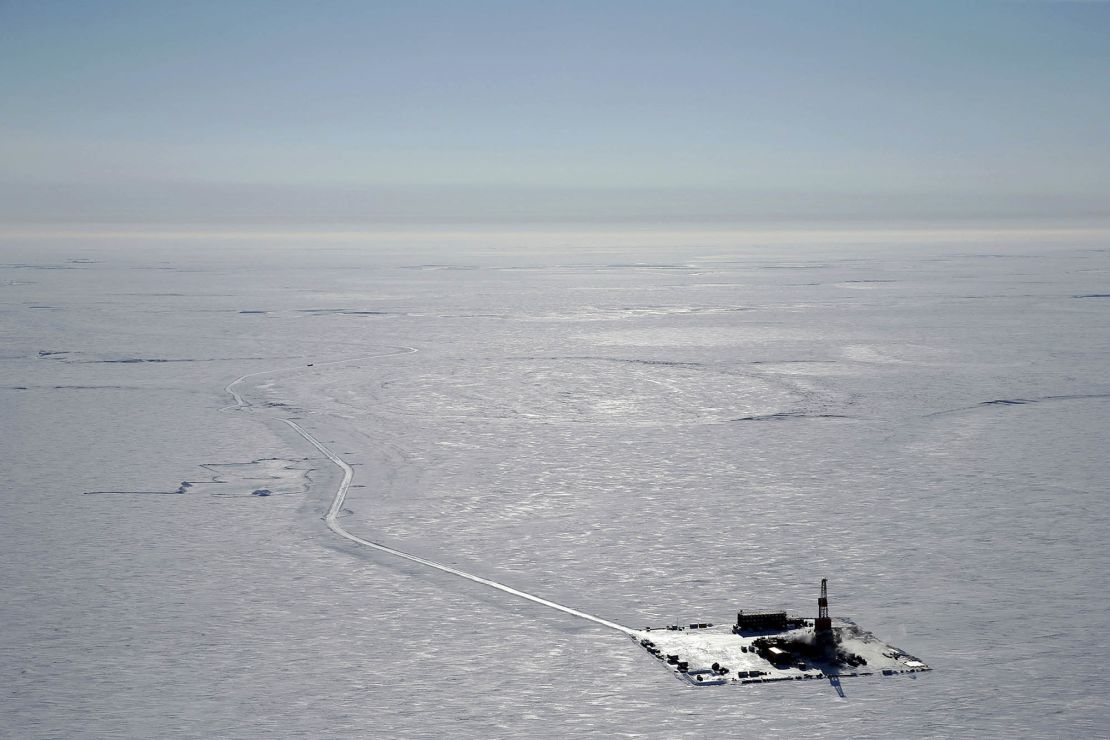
[814, 578, 836, 650]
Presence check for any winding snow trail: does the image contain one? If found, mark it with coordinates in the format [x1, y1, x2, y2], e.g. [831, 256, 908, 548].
[223, 347, 635, 635]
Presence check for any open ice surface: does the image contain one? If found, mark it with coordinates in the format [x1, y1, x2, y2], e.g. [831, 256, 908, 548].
[2, 232, 1109, 737]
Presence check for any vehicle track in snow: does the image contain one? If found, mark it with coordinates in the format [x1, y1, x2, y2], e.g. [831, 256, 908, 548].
[222, 346, 635, 635]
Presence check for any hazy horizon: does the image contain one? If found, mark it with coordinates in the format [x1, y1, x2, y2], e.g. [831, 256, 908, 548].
[3, 0, 1109, 226]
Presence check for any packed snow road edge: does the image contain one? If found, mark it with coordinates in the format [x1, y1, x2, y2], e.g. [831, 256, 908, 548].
[222, 347, 636, 636]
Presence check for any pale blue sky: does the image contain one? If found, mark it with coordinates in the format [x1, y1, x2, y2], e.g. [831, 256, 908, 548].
[1, 0, 1108, 224]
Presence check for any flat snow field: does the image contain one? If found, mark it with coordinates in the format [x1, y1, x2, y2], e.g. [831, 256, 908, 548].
[2, 230, 1109, 737]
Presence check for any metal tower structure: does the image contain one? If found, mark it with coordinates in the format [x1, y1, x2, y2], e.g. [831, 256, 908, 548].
[815, 578, 832, 634]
